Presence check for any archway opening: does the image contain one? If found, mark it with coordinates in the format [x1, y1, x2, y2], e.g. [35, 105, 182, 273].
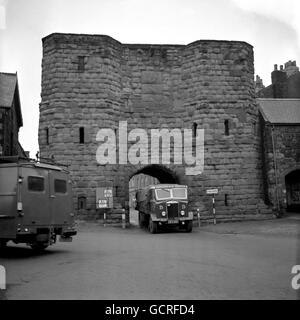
[285, 170, 300, 212]
[128, 165, 180, 225]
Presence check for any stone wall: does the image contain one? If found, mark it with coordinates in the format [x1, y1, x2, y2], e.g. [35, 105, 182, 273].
[261, 121, 300, 211]
[0, 101, 20, 156]
[39, 33, 272, 222]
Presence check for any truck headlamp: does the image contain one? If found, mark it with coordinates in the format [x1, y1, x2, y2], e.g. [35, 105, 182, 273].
[161, 211, 166, 216]
[180, 210, 185, 216]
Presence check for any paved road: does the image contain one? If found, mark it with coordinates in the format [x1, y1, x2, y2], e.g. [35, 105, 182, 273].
[0, 217, 299, 300]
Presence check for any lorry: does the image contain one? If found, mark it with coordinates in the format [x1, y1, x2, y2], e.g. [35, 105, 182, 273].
[135, 184, 193, 233]
[0, 156, 77, 250]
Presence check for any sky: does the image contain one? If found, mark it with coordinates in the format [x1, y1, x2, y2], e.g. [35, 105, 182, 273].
[0, 0, 300, 157]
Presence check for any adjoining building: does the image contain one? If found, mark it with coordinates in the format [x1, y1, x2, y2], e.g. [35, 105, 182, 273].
[0, 72, 27, 158]
[257, 60, 300, 213]
[39, 33, 274, 222]
[257, 61, 300, 98]
[258, 99, 300, 212]
[256, 61, 300, 213]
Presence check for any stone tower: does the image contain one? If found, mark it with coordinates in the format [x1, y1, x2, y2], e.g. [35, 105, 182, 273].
[39, 33, 271, 221]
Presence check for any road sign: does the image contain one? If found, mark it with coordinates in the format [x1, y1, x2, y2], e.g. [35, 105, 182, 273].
[98, 199, 108, 208]
[96, 187, 113, 209]
[206, 188, 218, 194]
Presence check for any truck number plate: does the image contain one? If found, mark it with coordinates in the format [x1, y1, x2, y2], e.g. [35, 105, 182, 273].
[167, 219, 177, 224]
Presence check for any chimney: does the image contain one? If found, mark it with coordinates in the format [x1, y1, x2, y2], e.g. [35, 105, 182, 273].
[284, 60, 299, 77]
[271, 63, 287, 98]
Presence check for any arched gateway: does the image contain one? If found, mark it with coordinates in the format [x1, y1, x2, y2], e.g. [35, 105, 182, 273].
[39, 33, 272, 222]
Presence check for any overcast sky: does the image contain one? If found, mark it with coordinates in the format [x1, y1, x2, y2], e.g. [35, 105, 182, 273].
[0, 0, 300, 157]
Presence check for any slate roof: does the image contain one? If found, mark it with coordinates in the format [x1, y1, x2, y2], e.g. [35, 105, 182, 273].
[0, 72, 23, 127]
[258, 98, 300, 124]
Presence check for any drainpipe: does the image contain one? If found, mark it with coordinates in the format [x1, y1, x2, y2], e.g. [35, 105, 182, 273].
[271, 125, 280, 217]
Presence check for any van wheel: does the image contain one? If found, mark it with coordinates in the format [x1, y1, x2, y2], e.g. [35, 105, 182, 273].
[149, 217, 158, 234]
[30, 243, 48, 251]
[0, 240, 7, 249]
[185, 221, 193, 233]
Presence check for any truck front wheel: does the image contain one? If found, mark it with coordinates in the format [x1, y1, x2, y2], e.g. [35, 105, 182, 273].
[185, 221, 193, 233]
[148, 217, 158, 234]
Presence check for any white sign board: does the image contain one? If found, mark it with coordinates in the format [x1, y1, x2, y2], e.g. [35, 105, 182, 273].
[206, 188, 218, 195]
[98, 199, 108, 208]
[0, 265, 5, 290]
[96, 187, 113, 209]
[104, 189, 113, 197]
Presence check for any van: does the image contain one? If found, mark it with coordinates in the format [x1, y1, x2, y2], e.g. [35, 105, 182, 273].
[0, 157, 76, 250]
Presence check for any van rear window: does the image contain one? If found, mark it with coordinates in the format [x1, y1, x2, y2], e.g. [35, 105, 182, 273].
[28, 176, 45, 192]
[54, 179, 67, 193]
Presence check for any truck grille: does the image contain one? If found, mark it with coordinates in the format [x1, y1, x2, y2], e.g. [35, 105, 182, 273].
[167, 203, 178, 218]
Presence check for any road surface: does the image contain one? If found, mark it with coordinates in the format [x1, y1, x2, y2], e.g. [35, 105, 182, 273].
[0, 216, 299, 299]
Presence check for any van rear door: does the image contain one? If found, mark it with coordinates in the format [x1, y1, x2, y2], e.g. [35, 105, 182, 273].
[0, 165, 18, 238]
[49, 170, 73, 226]
[21, 166, 51, 226]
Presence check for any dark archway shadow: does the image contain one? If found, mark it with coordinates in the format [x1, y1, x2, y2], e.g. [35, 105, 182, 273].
[128, 165, 180, 226]
[130, 164, 180, 184]
[285, 169, 300, 213]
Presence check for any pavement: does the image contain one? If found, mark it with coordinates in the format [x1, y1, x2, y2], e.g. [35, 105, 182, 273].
[0, 214, 299, 300]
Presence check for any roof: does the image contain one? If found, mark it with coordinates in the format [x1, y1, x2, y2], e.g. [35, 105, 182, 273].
[0, 72, 23, 127]
[258, 98, 300, 124]
[0, 72, 17, 108]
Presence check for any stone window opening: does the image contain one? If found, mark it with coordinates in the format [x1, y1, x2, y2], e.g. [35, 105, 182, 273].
[192, 123, 197, 138]
[253, 121, 257, 135]
[45, 128, 49, 145]
[78, 196, 86, 210]
[77, 56, 85, 72]
[79, 127, 84, 144]
[225, 194, 228, 206]
[224, 119, 230, 136]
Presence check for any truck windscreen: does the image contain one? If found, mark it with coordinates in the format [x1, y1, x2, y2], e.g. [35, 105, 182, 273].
[155, 188, 187, 200]
[172, 188, 187, 199]
[155, 189, 171, 200]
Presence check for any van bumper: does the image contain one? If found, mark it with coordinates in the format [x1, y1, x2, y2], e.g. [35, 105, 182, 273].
[62, 229, 77, 237]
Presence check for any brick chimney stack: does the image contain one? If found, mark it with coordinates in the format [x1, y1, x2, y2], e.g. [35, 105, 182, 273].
[284, 60, 299, 77]
[271, 64, 287, 98]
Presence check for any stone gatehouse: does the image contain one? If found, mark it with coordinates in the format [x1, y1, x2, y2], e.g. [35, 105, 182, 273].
[38, 33, 272, 222]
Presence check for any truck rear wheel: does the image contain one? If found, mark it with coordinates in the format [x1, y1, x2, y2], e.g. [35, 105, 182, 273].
[138, 212, 144, 228]
[148, 217, 158, 234]
[185, 221, 193, 233]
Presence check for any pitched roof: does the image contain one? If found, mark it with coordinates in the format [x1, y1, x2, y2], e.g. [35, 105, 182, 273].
[0, 72, 23, 127]
[0, 72, 17, 108]
[258, 98, 300, 124]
